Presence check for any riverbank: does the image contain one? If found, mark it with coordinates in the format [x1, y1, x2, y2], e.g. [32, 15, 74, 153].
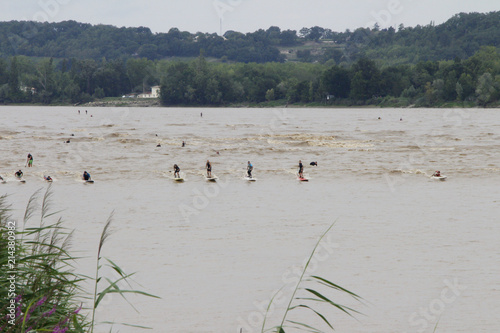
[2, 97, 499, 108]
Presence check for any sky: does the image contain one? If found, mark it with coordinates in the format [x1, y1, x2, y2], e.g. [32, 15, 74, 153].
[1, 0, 499, 34]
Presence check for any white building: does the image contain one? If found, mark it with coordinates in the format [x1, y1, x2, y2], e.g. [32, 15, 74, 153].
[138, 85, 161, 98]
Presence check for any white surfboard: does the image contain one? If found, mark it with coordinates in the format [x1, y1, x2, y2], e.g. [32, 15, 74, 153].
[174, 177, 184, 182]
[244, 176, 257, 182]
[205, 175, 218, 182]
[431, 175, 447, 181]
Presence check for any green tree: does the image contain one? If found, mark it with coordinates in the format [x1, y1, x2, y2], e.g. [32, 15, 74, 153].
[350, 58, 381, 100]
[8, 56, 21, 101]
[457, 73, 475, 100]
[476, 72, 496, 106]
[160, 62, 194, 105]
[320, 65, 350, 98]
[126, 58, 155, 93]
[34, 58, 56, 104]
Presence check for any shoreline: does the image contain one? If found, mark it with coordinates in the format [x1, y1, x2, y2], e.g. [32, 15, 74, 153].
[1, 99, 498, 108]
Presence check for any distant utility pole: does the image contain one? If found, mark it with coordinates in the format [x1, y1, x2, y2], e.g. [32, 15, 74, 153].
[220, 18, 222, 36]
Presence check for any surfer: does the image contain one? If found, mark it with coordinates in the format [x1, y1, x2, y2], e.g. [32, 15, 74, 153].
[247, 161, 253, 178]
[44, 176, 53, 181]
[310, 161, 318, 166]
[298, 160, 304, 178]
[182, 141, 186, 147]
[174, 164, 180, 178]
[156, 144, 161, 147]
[0, 175, 3, 181]
[15, 170, 23, 179]
[200, 112, 203, 117]
[27, 153, 33, 167]
[206, 160, 212, 177]
[83, 171, 91, 181]
[65, 139, 70, 143]
[432, 170, 441, 177]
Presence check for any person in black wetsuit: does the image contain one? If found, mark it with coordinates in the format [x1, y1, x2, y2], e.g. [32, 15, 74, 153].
[15, 170, 23, 178]
[298, 160, 304, 178]
[83, 171, 91, 181]
[206, 160, 212, 177]
[174, 164, 180, 178]
[310, 161, 318, 166]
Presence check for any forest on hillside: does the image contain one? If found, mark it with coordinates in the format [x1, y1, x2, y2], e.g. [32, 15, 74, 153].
[0, 11, 499, 64]
[0, 11, 499, 107]
[0, 47, 499, 107]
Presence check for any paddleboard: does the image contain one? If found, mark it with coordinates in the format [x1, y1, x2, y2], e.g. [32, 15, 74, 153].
[431, 175, 447, 181]
[19, 179, 26, 183]
[297, 174, 308, 182]
[174, 177, 184, 182]
[244, 176, 257, 182]
[205, 175, 218, 182]
[84, 180, 94, 184]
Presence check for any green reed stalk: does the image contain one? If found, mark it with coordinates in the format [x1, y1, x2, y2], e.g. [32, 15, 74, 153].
[263, 221, 362, 333]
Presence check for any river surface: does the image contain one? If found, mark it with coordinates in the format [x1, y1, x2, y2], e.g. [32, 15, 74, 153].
[1, 106, 499, 333]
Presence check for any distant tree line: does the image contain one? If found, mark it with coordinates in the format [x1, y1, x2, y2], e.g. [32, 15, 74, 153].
[159, 47, 500, 107]
[0, 11, 499, 65]
[0, 47, 499, 107]
[0, 20, 288, 63]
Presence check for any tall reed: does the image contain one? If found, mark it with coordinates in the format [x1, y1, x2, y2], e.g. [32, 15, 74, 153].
[0, 188, 87, 332]
[262, 222, 363, 333]
[0, 186, 158, 332]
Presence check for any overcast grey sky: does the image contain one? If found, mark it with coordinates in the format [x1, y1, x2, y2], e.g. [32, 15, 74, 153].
[2, 0, 499, 34]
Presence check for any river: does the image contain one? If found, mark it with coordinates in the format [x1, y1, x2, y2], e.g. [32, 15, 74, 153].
[1, 106, 499, 332]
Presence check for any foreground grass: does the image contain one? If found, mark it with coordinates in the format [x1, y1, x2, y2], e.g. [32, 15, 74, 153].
[0, 187, 158, 332]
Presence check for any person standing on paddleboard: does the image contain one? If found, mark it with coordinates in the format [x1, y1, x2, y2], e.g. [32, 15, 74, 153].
[174, 164, 180, 178]
[298, 160, 304, 178]
[206, 160, 212, 177]
[27, 153, 33, 167]
[83, 171, 91, 181]
[247, 161, 253, 178]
